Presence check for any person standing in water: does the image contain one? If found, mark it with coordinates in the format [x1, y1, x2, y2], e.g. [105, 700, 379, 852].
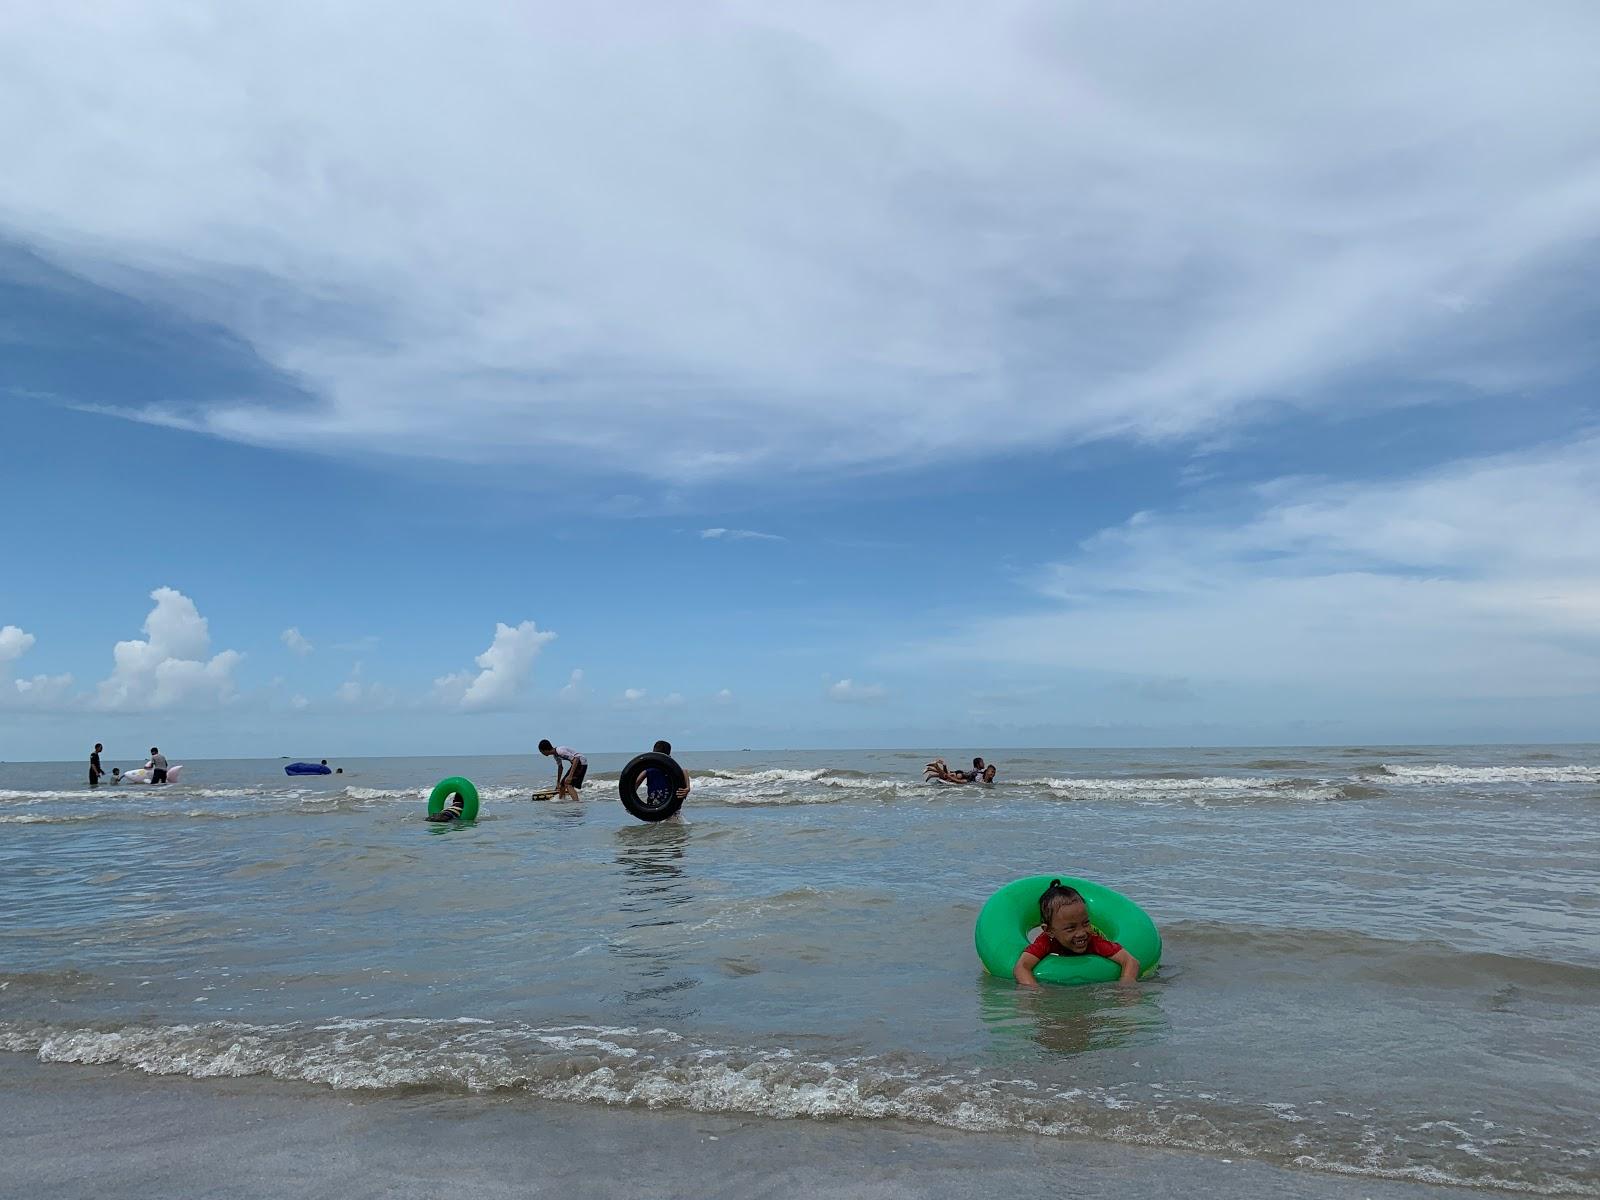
[145, 747, 170, 785]
[89, 743, 105, 787]
[644, 740, 691, 805]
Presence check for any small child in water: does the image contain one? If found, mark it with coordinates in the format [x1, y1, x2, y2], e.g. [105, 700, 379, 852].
[1013, 879, 1140, 987]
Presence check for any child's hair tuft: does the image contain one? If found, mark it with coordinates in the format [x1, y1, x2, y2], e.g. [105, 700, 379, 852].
[1038, 878, 1085, 924]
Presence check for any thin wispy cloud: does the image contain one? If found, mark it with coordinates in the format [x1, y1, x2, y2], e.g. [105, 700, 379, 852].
[917, 436, 1600, 701]
[828, 678, 887, 704]
[3, 4, 1597, 484]
[700, 528, 784, 542]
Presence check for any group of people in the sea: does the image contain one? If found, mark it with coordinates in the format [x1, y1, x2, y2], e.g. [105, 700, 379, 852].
[77, 735, 1127, 987]
[88, 743, 170, 786]
[924, 755, 998, 785]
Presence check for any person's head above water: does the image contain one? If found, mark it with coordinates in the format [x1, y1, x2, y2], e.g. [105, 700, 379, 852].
[320, 759, 327, 766]
[94, 743, 103, 752]
[538, 739, 554, 755]
[1038, 879, 1093, 953]
[972, 756, 985, 771]
[653, 740, 672, 754]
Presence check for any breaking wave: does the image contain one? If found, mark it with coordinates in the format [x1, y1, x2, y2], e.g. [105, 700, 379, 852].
[1, 1017, 1590, 1195]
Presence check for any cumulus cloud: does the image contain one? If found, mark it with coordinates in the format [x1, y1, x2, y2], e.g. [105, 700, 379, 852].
[0, 626, 76, 709]
[4, 4, 1598, 483]
[701, 528, 784, 542]
[433, 620, 556, 710]
[622, 688, 647, 703]
[0, 625, 36, 664]
[715, 687, 734, 704]
[280, 627, 313, 656]
[93, 588, 242, 711]
[921, 437, 1600, 700]
[558, 668, 585, 702]
[828, 678, 887, 703]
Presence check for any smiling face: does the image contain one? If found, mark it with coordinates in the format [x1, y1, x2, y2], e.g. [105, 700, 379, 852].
[1044, 898, 1094, 953]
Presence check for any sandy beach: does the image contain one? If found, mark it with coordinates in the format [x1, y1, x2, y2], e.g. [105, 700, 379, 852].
[5, 1055, 1503, 1200]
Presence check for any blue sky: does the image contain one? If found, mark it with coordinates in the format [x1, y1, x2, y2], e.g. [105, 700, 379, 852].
[3, 2, 1599, 760]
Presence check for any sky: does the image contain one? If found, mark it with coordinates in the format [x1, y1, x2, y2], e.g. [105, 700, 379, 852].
[3, 1, 1599, 760]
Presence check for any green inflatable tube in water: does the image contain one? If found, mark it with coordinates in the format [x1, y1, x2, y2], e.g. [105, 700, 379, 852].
[426, 776, 480, 822]
[974, 874, 1161, 985]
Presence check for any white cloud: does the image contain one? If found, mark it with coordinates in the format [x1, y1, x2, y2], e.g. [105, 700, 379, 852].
[701, 528, 784, 542]
[2, 627, 77, 711]
[13, 672, 76, 707]
[290, 693, 310, 710]
[828, 678, 888, 703]
[663, 692, 686, 707]
[558, 668, 585, 702]
[93, 588, 242, 711]
[335, 679, 397, 708]
[280, 627, 313, 656]
[4, 4, 1598, 482]
[715, 688, 734, 704]
[622, 688, 647, 703]
[0, 625, 36, 664]
[433, 620, 556, 710]
[921, 437, 1600, 700]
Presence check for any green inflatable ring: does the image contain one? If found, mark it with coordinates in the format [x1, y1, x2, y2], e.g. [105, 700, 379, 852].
[426, 776, 480, 822]
[974, 874, 1161, 985]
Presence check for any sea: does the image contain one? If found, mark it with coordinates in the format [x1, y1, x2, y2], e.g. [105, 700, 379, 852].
[2, 745, 1597, 1195]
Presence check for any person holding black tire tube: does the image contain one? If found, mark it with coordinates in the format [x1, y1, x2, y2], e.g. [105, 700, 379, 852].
[645, 740, 691, 805]
[619, 746, 689, 823]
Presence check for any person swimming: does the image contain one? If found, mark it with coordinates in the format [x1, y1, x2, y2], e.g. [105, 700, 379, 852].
[924, 757, 998, 784]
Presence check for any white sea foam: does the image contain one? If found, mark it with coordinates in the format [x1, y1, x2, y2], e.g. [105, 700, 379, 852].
[0, 1017, 1583, 1195]
[1033, 776, 1346, 805]
[1378, 764, 1600, 785]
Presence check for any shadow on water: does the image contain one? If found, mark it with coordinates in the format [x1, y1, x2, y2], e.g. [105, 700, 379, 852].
[609, 821, 699, 1020]
[976, 973, 1170, 1059]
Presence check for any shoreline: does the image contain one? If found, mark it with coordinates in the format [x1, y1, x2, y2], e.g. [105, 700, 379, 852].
[4, 1055, 1500, 1200]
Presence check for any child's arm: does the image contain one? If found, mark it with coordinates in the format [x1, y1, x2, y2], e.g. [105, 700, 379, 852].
[1013, 950, 1045, 988]
[1110, 948, 1140, 983]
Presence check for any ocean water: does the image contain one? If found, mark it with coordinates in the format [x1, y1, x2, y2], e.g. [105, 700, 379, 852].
[2, 745, 1597, 1195]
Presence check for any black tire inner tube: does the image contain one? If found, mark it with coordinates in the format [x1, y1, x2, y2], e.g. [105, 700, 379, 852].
[618, 752, 688, 823]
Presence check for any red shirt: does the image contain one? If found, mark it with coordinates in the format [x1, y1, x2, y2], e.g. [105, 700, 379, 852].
[1023, 932, 1123, 961]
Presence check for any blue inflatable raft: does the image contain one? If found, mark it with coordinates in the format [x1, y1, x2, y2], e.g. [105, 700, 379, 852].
[285, 762, 332, 776]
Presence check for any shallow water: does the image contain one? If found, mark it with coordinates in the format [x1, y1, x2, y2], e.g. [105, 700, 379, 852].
[3, 745, 1598, 1194]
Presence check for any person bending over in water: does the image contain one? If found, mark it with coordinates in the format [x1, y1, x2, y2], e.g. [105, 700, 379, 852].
[145, 747, 169, 784]
[644, 740, 691, 805]
[1014, 879, 1139, 987]
[538, 739, 587, 799]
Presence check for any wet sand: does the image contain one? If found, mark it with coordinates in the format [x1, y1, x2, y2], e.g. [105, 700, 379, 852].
[4, 1056, 1492, 1200]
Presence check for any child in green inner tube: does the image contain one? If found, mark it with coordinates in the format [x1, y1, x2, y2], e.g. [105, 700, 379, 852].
[1013, 879, 1140, 987]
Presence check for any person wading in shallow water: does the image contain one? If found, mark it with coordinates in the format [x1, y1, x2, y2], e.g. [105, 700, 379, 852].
[145, 747, 169, 785]
[89, 743, 105, 787]
[538, 740, 588, 798]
